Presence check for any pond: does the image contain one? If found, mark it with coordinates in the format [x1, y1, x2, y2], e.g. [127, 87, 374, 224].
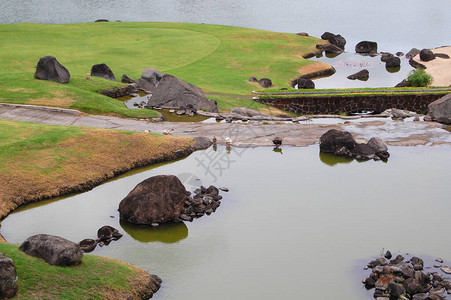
[2, 145, 451, 299]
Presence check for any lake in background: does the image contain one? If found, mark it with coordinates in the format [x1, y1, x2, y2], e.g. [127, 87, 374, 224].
[1, 0, 450, 53]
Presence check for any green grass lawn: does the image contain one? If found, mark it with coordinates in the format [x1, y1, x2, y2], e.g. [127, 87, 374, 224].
[0, 242, 157, 299]
[0, 22, 324, 114]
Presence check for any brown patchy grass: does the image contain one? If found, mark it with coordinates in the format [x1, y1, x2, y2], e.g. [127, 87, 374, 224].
[0, 125, 194, 219]
[28, 90, 76, 107]
[297, 61, 333, 76]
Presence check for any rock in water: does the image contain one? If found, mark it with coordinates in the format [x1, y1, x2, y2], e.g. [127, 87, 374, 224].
[145, 74, 218, 112]
[91, 63, 116, 81]
[0, 253, 18, 298]
[321, 32, 346, 49]
[424, 94, 451, 124]
[118, 175, 188, 225]
[319, 129, 357, 154]
[347, 69, 369, 80]
[19, 234, 83, 266]
[355, 41, 378, 54]
[34, 56, 70, 83]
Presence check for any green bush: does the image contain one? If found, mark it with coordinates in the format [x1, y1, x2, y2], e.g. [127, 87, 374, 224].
[407, 68, 433, 87]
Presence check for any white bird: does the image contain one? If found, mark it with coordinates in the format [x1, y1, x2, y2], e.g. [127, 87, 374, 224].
[225, 137, 232, 146]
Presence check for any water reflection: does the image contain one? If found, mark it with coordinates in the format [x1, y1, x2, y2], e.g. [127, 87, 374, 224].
[319, 152, 353, 166]
[272, 147, 283, 154]
[120, 221, 188, 243]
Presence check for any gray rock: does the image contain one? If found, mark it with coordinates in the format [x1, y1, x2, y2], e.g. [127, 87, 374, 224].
[145, 75, 218, 112]
[34, 56, 70, 83]
[119, 175, 188, 225]
[258, 78, 272, 88]
[191, 136, 213, 150]
[440, 266, 451, 274]
[412, 293, 428, 300]
[0, 253, 18, 298]
[392, 108, 409, 119]
[388, 282, 406, 297]
[137, 77, 156, 93]
[231, 107, 268, 118]
[385, 56, 401, 68]
[91, 63, 116, 81]
[381, 53, 394, 62]
[319, 129, 357, 155]
[121, 74, 136, 84]
[78, 238, 97, 253]
[141, 68, 164, 86]
[351, 143, 378, 160]
[347, 69, 369, 80]
[316, 43, 344, 54]
[321, 32, 346, 49]
[368, 137, 390, 160]
[406, 48, 421, 59]
[425, 94, 451, 124]
[19, 234, 83, 266]
[248, 76, 259, 82]
[97, 225, 122, 241]
[355, 41, 378, 54]
[291, 77, 315, 89]
[420, 49, 435, 62]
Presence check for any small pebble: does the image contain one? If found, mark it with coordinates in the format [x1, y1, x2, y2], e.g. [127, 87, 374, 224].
[219, 187, 229, 192]
[436, 258, 444, 263]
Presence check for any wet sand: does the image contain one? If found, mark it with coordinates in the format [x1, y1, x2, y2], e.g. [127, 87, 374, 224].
[412, 46, 451, 87]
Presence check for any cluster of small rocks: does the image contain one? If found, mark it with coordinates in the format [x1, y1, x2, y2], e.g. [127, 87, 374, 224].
[363, 251, 451, 299]
[319, 129, 390, 161]
[179, 185, 225, 222]
[78, 225, 123, 253]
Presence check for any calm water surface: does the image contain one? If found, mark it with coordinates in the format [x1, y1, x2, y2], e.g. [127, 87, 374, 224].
[2, 145, 451, 299]
[1, 0, 450, 53]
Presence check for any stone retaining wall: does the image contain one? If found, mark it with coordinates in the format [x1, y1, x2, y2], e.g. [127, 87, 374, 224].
[255, 93, 449, 115]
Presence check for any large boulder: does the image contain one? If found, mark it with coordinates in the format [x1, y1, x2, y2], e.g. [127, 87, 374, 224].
[355, 41, 378, 54]
[141, 68, 164, 86]
[321, 32, 346, 49]
[118, 175, 189, 225]
[19, 234, 83, 266]
[91, 63, 116, 81]
[137, 77, 156, 93]
[34, 56, 70, 83]
[319, 129, 357, 155]
[419, 49, 435, 62]
[424, 93, 451, 124]
[145, 75, 218, 112]
[347, 69, 369, 80]
[0, 253, 18, 299]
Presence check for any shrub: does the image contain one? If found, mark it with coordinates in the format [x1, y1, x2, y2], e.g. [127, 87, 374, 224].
[407, 68, 433, 87]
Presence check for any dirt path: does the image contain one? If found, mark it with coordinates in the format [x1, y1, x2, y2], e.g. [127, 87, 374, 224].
[1, 103, 449, 147]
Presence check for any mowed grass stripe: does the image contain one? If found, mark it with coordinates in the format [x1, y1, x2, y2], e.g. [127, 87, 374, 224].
[0, 22, 324, 115]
